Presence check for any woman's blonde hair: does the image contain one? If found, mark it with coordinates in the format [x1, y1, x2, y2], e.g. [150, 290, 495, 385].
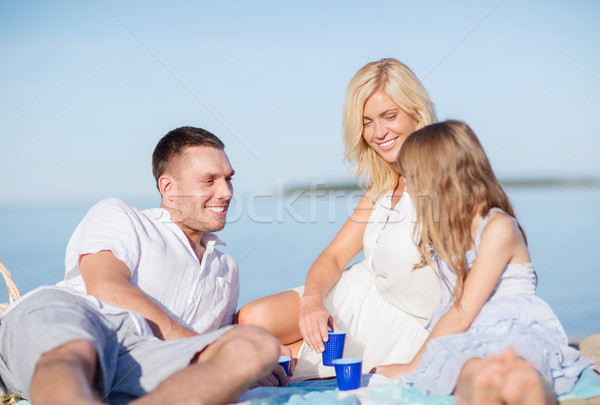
[343, 58, 436, 199]
[398, 120, 526, 300]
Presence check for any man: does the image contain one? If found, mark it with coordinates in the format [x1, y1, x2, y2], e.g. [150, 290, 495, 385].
[0, 127, 285, 404]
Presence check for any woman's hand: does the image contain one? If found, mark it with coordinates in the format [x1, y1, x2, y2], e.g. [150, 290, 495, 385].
[370, 363, 416, 379]
[298, 295, 338, 353]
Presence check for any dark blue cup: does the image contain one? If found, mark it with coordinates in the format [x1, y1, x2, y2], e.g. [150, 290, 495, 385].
[332, 358, 362, 390]
[278, 355, 291, 377]
[322, 330, 346, 366]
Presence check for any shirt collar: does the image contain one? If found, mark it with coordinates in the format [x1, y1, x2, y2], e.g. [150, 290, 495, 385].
[201, 232, 226, 248]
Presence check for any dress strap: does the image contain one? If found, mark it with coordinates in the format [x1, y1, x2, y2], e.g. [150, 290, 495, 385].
[474, 208, 505, 249]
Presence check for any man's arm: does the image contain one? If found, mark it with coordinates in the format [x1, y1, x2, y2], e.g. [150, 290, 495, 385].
[79, 250, 197, 340]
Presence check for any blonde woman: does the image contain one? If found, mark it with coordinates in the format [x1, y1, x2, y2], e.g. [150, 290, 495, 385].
[238, 58, 442, 380]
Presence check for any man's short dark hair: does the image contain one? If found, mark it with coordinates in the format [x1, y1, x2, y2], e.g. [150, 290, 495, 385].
[152, 126, 225, 186]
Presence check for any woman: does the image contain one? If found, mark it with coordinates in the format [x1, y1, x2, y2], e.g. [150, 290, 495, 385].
[238, 58, 441, 380]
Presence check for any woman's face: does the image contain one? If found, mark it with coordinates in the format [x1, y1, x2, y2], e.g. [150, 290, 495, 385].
[362, 91, 418, 166]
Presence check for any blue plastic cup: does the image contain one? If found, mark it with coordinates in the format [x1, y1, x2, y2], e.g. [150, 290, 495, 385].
[322, 330, 346, 366]
[332, 358, 362, 390]
[278, 355, 291, 377]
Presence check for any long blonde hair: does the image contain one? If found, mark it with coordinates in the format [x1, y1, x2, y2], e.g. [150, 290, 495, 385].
[343, 58, 436, 199]
[398, 120, 525, 300]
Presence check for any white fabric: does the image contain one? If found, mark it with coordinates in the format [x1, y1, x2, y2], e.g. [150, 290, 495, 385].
[368, 191, 441, 319]
[292, 191, 441, 381]
[58, 198, 239, 334]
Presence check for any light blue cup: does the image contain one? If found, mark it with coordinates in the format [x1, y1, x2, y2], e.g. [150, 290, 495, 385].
[322, 330, 346, 366]
[332, 357, 362, 390]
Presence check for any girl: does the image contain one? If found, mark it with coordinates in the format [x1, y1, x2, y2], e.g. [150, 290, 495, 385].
[373, 120, 594, 403]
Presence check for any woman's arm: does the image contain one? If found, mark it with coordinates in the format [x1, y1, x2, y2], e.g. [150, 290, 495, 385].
[80, 250, 198, 340]
[299, 192, 375, 352]
[374, 212, 526, 377]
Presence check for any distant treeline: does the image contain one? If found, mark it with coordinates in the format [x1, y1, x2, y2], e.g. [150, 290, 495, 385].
[285, 178, 600, 195]
[499, 178, 600, 188]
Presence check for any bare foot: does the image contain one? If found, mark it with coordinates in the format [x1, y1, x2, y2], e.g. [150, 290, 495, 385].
[455, 348, 557, 405]
[497, 349, 556, 405]
[455, 356, 506, 405]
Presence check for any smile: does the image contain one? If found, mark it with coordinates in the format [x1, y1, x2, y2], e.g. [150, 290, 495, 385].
[206, 206, 227, 215]
[378, 137, 397, 150]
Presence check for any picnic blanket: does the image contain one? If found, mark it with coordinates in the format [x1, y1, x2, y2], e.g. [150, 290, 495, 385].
[237, 333, 600, 404]
[236, 368, 600, 404]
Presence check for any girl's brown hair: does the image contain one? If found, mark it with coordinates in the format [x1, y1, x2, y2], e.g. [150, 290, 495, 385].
[398, 120, 525, 300]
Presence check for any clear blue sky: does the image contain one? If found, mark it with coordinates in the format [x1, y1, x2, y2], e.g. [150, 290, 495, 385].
[1, 1, 599, 204]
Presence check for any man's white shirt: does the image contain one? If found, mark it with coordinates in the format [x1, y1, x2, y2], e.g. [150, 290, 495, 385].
[58, 198, 239, 334]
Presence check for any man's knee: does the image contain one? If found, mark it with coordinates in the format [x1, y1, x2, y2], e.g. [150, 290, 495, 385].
[210, 326, 279, 374]
[230, 326, 279, 360]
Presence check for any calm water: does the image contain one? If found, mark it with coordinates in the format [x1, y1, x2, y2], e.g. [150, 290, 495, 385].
[1, 187, 599, 340]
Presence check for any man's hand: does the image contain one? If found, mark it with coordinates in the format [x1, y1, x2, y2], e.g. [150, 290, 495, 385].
[279, 344, 295, 377]
[253, 364, 289, 387]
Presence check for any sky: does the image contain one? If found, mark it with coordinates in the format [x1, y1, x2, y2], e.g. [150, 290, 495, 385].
[1, 0, 599, 205]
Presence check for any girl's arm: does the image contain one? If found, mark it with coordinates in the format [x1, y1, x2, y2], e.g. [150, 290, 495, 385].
[373, 212, 527, 377]
[299, 192, 374, 352]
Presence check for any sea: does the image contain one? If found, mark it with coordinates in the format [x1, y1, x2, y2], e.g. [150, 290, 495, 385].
[1, 186, 599, 340]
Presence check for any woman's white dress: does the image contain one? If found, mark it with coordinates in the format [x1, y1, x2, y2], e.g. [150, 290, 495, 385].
[291, 191, 441, 381]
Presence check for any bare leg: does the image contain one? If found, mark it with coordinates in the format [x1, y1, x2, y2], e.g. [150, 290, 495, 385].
[237, 290, 302, 346]
[455, 348, 557, 405]
[132, 326, 280, 405]
[29, 339, 105, 405]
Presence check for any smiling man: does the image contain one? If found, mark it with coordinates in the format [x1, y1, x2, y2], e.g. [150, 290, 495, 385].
[0, 127, 285, 404]
[59, 127, 239, 340]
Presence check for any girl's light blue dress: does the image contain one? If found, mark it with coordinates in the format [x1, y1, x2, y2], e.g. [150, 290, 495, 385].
[402, 208, 594, 395]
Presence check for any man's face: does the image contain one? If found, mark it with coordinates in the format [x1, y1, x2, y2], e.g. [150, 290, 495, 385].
[163, 146, 234, 235]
